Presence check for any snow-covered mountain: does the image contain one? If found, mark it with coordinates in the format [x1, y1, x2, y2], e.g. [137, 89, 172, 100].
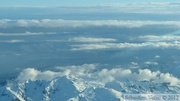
[0, 76, 118, 101]
[0, 65, 179, 101]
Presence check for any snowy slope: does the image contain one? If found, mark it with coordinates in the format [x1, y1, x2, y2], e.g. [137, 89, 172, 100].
[0, 76, 119, 101]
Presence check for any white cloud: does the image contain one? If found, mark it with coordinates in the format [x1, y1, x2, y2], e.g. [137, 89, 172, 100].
[100, 2, 180, 14]
[140, 34, 180, 42]
[68, 37, 116, 43]
[0, 32, 56, 36]
[130, 62, 139, 68]
[144, 61, 159, 65]
[136, 69, 160, 81]
[16, 64, 97, 82]
[1, 19, 180, 28]
[0, 40, 25, 43]
[16, 68, 67, 82]
[71, 43, 146, 50]
[155, 55, 160, 58]
[68, 35, 180, 51]
[70, 41, 180, 51]
[131, 62, 138, 66]
[16, 64, 180, 87]
[3, 2, 180, 14]
[139, 35, 160, 41]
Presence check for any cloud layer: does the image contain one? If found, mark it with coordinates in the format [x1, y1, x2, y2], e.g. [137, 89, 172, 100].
[0, 40, 25, 43]
[0, 32, 56, 36]
[68, 37, 116, 43]
[100, 2, 180, 14]
[139, 34, 180, 42]
[71, 41, 180, 51]
[69, 32, 180, 51]
[1, 19, 180, 28]
[16, 64, 180, 87]
[2, 2, 180, 14]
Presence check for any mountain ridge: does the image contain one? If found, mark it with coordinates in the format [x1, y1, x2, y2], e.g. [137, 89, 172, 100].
[0, 75, 179, 101]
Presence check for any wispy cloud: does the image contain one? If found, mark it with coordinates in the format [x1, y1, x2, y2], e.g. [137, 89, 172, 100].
[100, 2, 180, 14]
[71, 43, 144, 50]
[0, 40, 25, 43]
[140, 34, 180, 42]
[1, 19, 180, 28]
[68, 37, 116, 43]
[1, 2, 180, 14]
[0, 32, 56, 36]
[144, 61, 159, 65]
[71, 41, 180, 51]
[69, 33, 180, 51]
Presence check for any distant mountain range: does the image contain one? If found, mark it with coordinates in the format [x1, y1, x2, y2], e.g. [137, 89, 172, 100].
[0, 76, 179, 101]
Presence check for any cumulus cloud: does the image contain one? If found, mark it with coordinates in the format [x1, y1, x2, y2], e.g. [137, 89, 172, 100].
[16, 68, 68, 82]
[16, 64, 97, 82]
[1, 19, 180, 28]
[16, 64, 180, 87]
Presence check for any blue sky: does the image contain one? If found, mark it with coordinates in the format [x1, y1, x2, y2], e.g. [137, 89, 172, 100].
[0, 0, 180, 7]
